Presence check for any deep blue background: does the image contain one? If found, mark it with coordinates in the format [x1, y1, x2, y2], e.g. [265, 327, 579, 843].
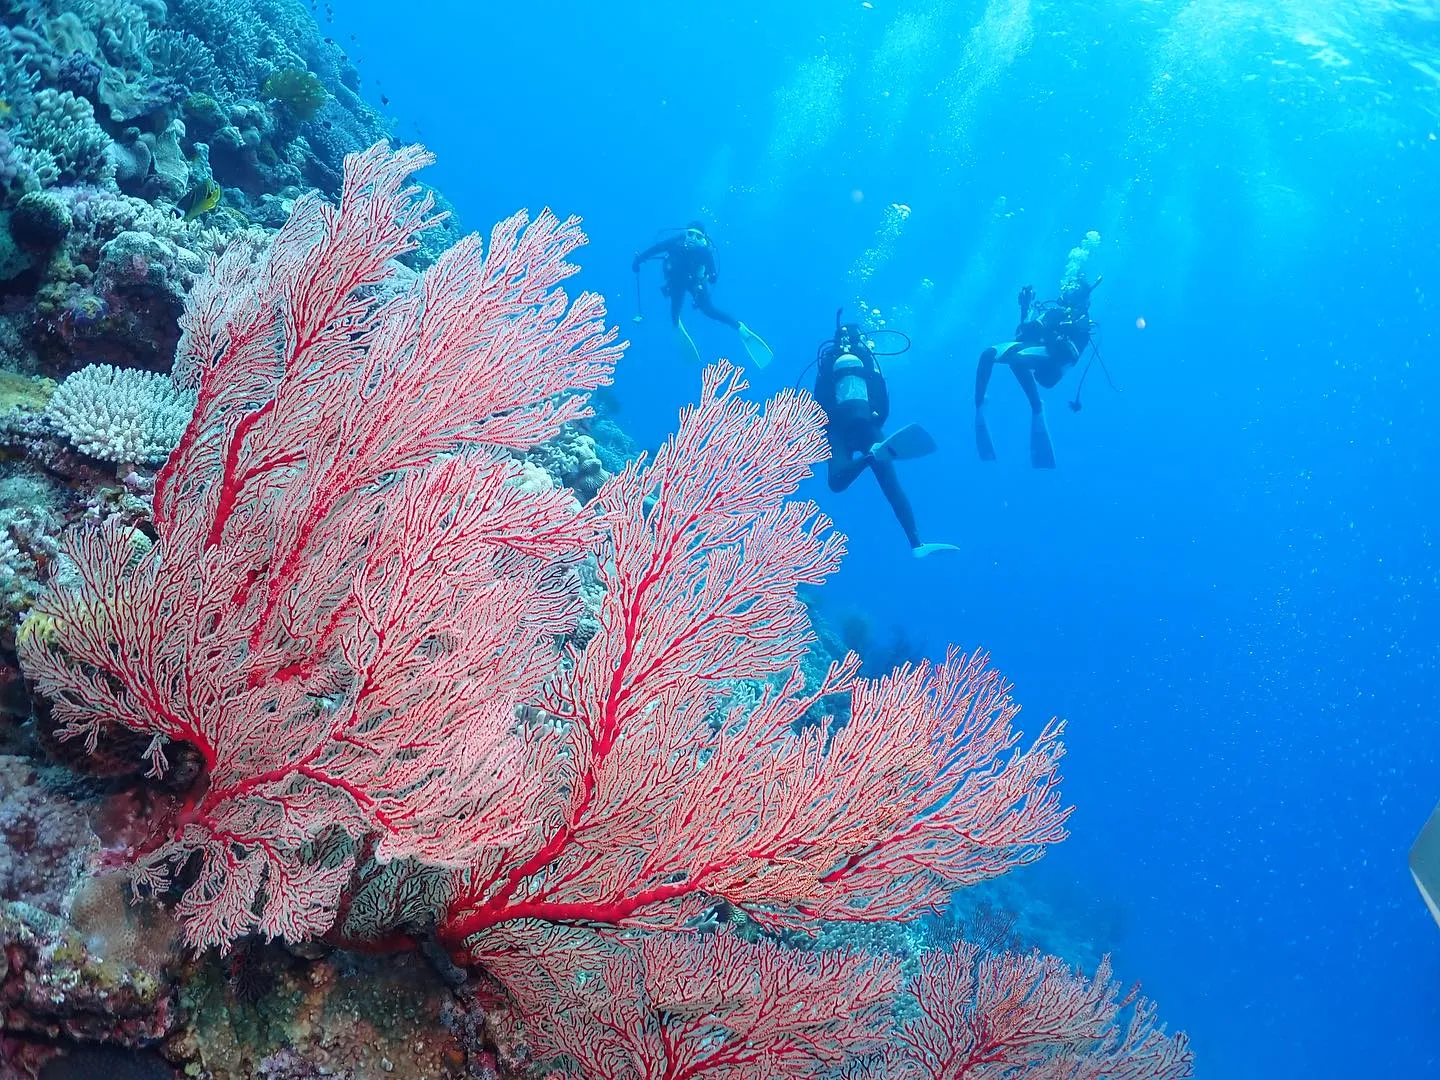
[330, 1, 1439, 1073]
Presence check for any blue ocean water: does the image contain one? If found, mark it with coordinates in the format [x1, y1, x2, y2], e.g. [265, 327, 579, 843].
[332, 1, 1439, 1074]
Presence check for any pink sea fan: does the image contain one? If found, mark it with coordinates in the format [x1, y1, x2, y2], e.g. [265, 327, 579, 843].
[19, 142, 622, 950]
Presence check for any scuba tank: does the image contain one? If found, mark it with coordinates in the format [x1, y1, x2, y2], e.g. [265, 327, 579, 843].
[796, 308, 912, 391]
[830, 322, 876, 370]
[804, 309, 908, 425]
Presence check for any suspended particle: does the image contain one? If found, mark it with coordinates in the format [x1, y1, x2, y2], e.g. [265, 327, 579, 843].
[1136, 316, 1147, 329]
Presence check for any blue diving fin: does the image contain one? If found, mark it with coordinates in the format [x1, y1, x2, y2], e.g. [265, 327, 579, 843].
[871, 423, 937, 463]
[737, 322, 774, 368]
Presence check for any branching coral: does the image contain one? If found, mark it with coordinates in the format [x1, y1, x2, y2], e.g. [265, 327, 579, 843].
[0, 531, 30, 612]
[1, 129, 55, 195]
[147, 29, 226, 96]
[16, 88, 115, 187]
[45, 363, 195, 465]
[0, 27, 42, 114]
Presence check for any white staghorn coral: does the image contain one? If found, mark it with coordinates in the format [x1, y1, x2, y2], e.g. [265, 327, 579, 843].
[45, 363, 195, 465]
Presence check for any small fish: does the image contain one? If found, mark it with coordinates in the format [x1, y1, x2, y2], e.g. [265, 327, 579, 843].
[324, 36, 334, 44]
[178, 178, 221, 221]
[0, 100, 11, 119]
[380, 94, 390, 106]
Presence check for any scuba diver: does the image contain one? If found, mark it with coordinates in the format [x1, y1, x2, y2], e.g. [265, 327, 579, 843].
[811, 313, 958, 559]
[632, 222, 774, 368]
[975, 272, 1101, 469]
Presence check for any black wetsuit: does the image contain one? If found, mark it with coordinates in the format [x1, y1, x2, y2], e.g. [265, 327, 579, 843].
[1016, 302, 1093, 387]
[633, 229, 740, 330]
[976, 294, 1093, 413]
[814, 332, 921, 549]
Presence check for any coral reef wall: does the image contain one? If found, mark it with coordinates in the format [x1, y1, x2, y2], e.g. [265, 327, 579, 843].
[0, 5, 641, 1077]
[0, 0, 465, 383]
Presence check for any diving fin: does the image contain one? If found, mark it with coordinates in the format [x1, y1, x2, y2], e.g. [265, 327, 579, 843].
[675, 319, 702, 365]
[870, 423, 936, 463]
[975, 406, 996, 462]
[913, 542, 960, 559]
[737, 322, 774, 369]
[1410, 799, 1440, 928]
[1030, 409, 1056, 469]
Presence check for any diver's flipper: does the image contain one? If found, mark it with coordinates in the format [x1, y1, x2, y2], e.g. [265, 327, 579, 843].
[975, 406, 996, 462]
[913, 543, 960, 559]
[1030, 410, 1056, 469]
[675, 320, 702, 365]
[1410, 800, 1440, 928]
[737, 322, 774, 369]
[871, 423, 936, 463]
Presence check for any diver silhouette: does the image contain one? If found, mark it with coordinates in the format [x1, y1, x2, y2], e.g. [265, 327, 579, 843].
[631, 222, 774, 368]
[809, 312, 958, 559]
[975, 273, 1102, 469]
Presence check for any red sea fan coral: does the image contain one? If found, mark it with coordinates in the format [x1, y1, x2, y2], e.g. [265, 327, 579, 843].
[887, 943, 1194, 1079]
[18, 142, 621, 950]
[438, 363, 1069, 953]
[20, 141, 1067, 964]
[518, 931, 901, 1080]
